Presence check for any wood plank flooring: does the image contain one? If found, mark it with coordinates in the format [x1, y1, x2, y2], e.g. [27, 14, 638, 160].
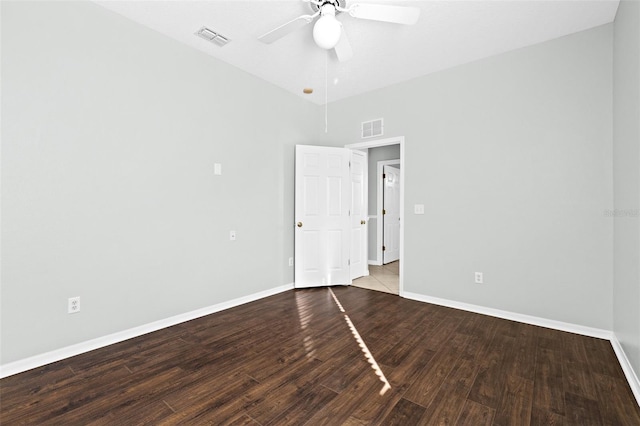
[1, 286, 639, 425]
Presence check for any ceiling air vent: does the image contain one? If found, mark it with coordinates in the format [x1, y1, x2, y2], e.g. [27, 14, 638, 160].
[361, 118, 384, 139]
[195, 27, 230, 47]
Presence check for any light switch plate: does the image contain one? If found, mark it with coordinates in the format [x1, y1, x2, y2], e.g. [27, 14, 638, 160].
[214, 163, 222, 175]
[414, 204, 425, 214]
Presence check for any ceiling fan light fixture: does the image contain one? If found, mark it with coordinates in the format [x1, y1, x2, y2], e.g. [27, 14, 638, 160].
[313, 5, 341, 50]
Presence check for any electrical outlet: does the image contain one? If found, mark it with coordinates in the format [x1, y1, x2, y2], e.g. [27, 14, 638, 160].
[475, 272, 483, 284]
[229, 230, 236, 241]
[68, 297, 80, 314]
[288, 257, 294, 267]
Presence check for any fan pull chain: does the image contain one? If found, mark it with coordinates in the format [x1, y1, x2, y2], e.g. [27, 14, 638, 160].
[325, 50, 328, 133]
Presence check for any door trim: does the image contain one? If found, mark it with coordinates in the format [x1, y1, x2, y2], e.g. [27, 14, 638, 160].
[345, 136, 405, 296]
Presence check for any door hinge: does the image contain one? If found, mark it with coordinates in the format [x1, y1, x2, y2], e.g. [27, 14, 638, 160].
[348, 259, 351, 265]
[382, 173, 386, 179]
[382, 246, 386, 251]
[383, 209, 386, 215]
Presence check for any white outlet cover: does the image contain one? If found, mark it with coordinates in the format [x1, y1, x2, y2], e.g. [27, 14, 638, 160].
[414, 204, 425, 214]
[214, 163, 222, 175]
[68, 297, 80, 314]
[229, 230, 236, 241]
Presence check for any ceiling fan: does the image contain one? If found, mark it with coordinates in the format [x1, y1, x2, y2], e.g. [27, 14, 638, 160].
[258, 0, 420, 62]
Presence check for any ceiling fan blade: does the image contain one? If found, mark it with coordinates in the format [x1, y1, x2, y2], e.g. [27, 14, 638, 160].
[334, 29, 353, 62]
[348, 3, 420, 25]
[258, 13, 317, 44]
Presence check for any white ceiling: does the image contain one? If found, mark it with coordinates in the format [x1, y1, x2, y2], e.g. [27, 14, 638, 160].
[95, 0, 619, 105]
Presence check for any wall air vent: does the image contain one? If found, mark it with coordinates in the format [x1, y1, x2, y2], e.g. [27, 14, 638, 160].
[195, 27, 230, 47]
[361, 118, 384, 139]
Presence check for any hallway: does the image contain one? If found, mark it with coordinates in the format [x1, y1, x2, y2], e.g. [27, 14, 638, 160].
[352, 261, 399, 295]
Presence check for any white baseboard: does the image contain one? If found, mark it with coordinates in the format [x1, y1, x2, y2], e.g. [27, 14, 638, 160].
[403, 291, 640, 407]
[0, 283, 294, 379]
[403, 291, 612, 339]
[4, 284, 639, 409]
[611, 335, 640, 407]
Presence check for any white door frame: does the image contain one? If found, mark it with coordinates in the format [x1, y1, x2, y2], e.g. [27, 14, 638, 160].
[345, 136, 405, 296]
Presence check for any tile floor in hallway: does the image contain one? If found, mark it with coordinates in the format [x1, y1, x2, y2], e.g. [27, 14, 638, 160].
[352, 261, 399, 295]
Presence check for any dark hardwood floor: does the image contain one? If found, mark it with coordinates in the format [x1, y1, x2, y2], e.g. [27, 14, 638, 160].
[2, 286, 639, 425]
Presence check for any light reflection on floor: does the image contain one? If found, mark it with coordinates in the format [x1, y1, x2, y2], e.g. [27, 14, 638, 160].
[294, 291, 316, 359]
[328, 288, 391, 396]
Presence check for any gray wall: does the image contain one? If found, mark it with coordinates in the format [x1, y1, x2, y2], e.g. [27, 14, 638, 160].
[367, 145, 400, 262]
[0, 1, 319, 364]
[1, 0, 631, 370]
[613, 0, 640, 383]
[321, 25, 614, 330]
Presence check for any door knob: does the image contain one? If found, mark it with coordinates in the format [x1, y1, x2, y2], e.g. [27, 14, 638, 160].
[361, 220, 366, 225]
[297, 222, 303, 228]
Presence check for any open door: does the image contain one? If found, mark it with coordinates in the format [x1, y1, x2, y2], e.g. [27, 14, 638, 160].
[350, 150, 368, 280]
[295, 145, 352, 288]
[383, 165, 400, 264]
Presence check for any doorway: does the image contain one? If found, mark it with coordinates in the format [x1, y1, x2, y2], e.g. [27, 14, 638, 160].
[346, 137, 404, 296]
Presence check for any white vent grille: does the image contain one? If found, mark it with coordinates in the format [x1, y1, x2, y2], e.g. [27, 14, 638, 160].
[195, 27, 230, 47]
[361, 118, 384, 139]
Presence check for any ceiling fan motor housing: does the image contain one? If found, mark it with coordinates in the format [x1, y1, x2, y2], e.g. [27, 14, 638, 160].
[309, 0, 345, 14]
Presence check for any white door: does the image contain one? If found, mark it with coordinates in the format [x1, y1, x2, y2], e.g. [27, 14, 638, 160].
[383, 165, 400, 264]
[350, 150, 368, 280]
[295, 145, 351, 288]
